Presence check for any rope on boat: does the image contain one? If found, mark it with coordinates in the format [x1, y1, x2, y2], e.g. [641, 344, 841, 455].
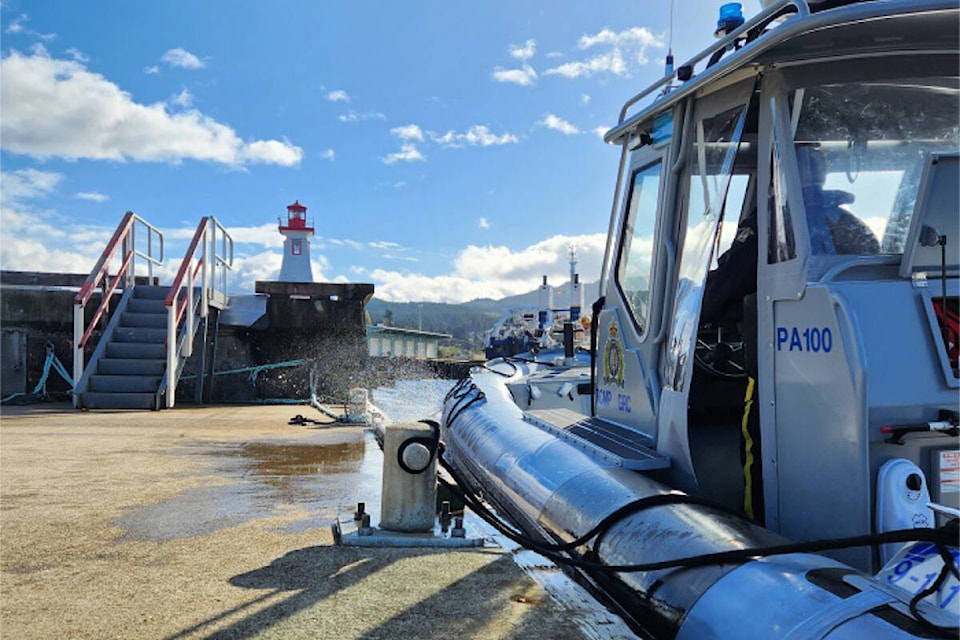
[1, 343, 74, 404]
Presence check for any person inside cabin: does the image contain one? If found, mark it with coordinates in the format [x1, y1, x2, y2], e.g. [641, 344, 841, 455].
[795, 145, 880, 255]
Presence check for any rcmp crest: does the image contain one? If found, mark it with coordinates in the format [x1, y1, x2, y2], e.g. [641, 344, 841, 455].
[602, 322, 625, 388]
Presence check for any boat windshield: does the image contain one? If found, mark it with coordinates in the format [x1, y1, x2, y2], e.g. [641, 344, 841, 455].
[792, 78, 959, 256]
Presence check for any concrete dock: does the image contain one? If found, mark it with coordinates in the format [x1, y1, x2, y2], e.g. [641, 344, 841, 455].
[0, 403, 604, 639]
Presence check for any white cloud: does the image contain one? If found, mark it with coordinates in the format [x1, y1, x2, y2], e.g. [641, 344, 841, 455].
[169, 88, 193, 108]
[539, 113, 580, 135]
[328, 238, 364, 250]
[0, 168, 63, 203]
[391, 124, 424, 142]
[224, 223, 284, 248]
[0, 49, 303, 167]
[478, 217, 490, 230]
[430, 125, 518, 148]
[319, 148, 335, 161]
[5, 14, 27, 34]
[592, 126, 610, 139]
[4, 14, 55, 41]
[0, 206, 116, 274]
[326, 89, 350, 103]
[578, 27, 660, 51]
[144, 65, 160, 75]
[370, 240, 402, 251]
[339, 111, 386, 123]
[65, 48, 88, 63]
[75, 191, 109, 202]
[370, 233, 606, 303]
[545, 26, 663, 79]
[545, 49, 627, 78]
[238, 139, 303, 166]
[509, 39, 537, 61]
[161, 48, 204, 69]
[381, 143, 425, 165]
[492, 64, 537, 86]
[581, 93, 591, 104]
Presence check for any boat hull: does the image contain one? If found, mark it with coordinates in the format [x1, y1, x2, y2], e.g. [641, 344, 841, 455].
[441, 369, 945, 638]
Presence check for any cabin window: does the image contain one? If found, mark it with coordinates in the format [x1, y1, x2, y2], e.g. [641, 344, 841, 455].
[790, 79, 959, 256]
[616, 161, 663, 335]
[769, 119, 797, 263]
[664, 103, 748, 391]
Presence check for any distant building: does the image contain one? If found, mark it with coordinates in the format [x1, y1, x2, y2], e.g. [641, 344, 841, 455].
[366, 325, 452, 359]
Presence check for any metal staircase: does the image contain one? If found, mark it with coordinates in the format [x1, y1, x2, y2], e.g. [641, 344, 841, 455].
[72, 212, 233, 410]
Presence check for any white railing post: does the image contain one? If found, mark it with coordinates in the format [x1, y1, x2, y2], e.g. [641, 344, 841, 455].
[185, 278, 194, 358]
[147, 226, 154, 282]
[166, 303, 178, 408]
[202, 219, 210, 314]
[126, 226, 135, 289]
[73, 305, 83, 407]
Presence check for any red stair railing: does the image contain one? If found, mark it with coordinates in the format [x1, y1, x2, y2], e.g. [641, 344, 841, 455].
[72, 211, 164, 404]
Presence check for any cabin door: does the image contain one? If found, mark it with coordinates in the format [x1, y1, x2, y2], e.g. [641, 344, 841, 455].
[594, 141, 671, 440]
[656, 80, 755, 492]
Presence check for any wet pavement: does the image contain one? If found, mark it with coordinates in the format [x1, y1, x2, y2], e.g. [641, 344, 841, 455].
[0, 399, 625, 640]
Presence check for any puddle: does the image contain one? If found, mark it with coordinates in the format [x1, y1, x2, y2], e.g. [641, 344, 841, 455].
[115, 379, 454, 542]
[116, 434, 382, 541]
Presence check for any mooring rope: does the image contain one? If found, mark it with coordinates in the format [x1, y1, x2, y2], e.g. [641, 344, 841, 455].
[1, 344, 74, 404]
[178, 358, 309, 384]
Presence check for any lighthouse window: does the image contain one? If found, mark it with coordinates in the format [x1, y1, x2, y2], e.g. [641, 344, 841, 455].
[291, 239, 303, 255]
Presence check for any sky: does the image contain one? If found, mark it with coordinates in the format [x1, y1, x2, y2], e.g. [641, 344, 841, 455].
[0, 1, 737, 303]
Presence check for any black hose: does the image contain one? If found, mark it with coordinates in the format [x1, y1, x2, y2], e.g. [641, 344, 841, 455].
[438, 454, 956, 568]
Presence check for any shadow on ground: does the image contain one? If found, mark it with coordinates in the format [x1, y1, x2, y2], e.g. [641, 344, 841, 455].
[164, 544, 574, 640]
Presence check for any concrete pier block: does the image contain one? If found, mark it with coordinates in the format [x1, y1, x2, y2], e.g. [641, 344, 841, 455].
[380, 422, 437, 532]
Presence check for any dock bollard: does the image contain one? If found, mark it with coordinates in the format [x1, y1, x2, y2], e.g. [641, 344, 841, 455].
[346, 388, 371, 423]
[380, 422, 437, 532]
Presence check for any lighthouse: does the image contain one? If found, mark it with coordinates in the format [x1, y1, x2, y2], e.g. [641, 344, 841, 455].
[277, 200, 315, 282]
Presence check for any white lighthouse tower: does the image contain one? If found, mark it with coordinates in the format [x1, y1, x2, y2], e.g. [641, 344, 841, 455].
[277, 200, 315, 282]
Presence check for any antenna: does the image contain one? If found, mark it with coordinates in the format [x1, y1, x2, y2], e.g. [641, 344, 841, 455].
[664, 0, 676, 81]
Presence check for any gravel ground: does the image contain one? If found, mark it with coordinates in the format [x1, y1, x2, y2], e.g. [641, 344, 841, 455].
[0, 403, 588, 640]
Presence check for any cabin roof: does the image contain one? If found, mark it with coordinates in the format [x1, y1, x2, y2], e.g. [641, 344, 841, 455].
[605, 0, 958, 145]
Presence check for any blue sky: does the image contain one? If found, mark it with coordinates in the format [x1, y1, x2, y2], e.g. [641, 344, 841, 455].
[1, 1, 732, 302]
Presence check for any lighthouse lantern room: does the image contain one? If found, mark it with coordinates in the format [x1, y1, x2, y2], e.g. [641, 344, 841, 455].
[277, 200, 315, 282]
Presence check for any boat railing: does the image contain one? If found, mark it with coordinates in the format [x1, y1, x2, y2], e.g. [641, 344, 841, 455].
[73, 211, 164, 393]
[161, 216, 233, 408]
[606, 0, 810, 142]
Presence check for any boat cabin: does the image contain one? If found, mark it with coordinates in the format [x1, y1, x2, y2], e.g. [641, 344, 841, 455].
[594, 0, 958, 571]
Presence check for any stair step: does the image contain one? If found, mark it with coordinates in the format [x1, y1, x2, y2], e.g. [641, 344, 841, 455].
[120, 312, 167, 328]
[80, 392, 159, 410]
[89, 374, 161, 393]
[112, 327, 166, 343]
[97, 358, 166, 376]
[128, 298, 168, 314]
[106, 342, 166, 359]
[132, 285, 170, 300]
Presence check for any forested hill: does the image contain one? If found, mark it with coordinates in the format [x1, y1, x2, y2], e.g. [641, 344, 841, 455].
[365, 280, 600, 348]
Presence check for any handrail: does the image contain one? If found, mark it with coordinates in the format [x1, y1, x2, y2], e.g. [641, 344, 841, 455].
[162, 216, 233, 408]
[73, 212, 164, 404]
[605, 0, 810, 144]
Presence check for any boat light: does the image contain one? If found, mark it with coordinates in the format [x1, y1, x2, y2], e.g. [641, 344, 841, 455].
[715, 2, 745, 37]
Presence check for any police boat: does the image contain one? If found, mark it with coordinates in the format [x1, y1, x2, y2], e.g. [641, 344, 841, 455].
[438, 1, 960, 637]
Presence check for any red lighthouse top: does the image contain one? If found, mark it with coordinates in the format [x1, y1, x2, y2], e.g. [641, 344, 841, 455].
[279, 199, 314, 234]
